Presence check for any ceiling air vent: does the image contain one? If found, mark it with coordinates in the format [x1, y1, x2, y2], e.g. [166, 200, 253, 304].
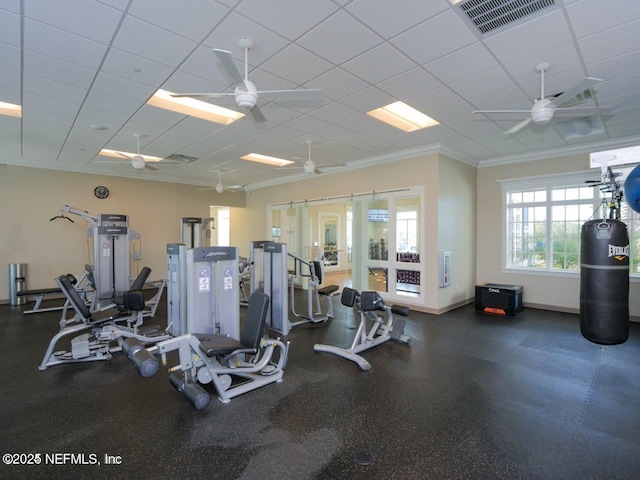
[458, 0, 556, 35]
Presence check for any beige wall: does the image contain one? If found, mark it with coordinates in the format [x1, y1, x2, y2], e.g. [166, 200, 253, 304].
[477, 153, 640, 318]
[438, 155, 477, 311]
[242, 153, 478, 313]
[0, 166, 243, 300]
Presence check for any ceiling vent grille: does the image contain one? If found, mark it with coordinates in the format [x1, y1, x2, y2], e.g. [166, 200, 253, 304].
[459, 0, 556, 35]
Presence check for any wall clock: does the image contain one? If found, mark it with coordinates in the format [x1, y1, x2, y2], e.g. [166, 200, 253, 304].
[94, 185, 109, 199]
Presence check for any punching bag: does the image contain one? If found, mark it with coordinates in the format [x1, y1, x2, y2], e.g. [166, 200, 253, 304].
[580, 219, 629, 345]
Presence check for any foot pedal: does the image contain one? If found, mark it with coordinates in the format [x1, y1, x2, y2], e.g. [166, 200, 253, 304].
[390, 319, 406, 340]
[139, 324, 160, 334]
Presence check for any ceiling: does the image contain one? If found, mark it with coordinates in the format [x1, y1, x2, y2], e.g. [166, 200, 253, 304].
[1, 0, 640, 190]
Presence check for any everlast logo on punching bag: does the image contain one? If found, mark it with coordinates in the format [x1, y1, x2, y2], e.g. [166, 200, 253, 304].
[608, 244, 629, 261]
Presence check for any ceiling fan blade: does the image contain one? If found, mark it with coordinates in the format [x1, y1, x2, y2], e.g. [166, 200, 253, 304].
[144, 164, 158, 171]
[504, 117, 533, 135]
[553, 105, 616, 117]
[170, 92, 235, 98]
[251, 105, 267, 123]
[551, 77, 602, 107]
[259, 89, 323, 101]
[114, 151, 132, 159]
[213, 49, 247, 90]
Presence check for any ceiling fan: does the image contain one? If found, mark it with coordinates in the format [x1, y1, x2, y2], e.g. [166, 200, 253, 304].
[171, 37, 323, 123]
[472, 62, 615, 134]
[199, 170, 246, 193]
[96, 134, 180, 171]
[279, 140, 345, 175]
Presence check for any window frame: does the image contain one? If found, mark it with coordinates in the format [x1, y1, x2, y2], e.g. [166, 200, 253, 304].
[499, 170, 631, 277]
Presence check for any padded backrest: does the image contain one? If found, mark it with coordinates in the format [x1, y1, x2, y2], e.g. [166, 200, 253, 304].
[341, 287, 358, 307]
[130, 267, 151, 291]
[123, 291, 146, 311]
[312, 261, 323, 284]
[240, 292, 270, 350]
[65, 273, 77, 285]
[360, 291, 381, 312]
[84, 264, 96, 290]
[56, 274, 92, 321]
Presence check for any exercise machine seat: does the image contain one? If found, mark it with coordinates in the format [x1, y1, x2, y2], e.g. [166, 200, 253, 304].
[114, 267, 151, 309]
[318, 285, 339, 296]
[123, 291, 146, 312]
[198, 292, 269, 357]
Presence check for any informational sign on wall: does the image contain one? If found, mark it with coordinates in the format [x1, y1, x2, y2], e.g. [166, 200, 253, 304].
[198, 266, 211, 293]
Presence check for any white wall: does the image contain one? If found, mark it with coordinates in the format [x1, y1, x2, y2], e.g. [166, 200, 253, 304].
[0, 166, 244, 300]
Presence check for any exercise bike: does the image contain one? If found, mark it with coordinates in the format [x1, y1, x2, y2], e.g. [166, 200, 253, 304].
[314, 287, 411, 371]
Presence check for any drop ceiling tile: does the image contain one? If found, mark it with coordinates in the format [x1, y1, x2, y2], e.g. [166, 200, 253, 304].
[594, 73, 640, 100]
[236, 0, 338, 41]
[97, 0, 129, 10]
[484, 10, 572, 65]
[201, 13, 290, 66]
[425, 43, 499, 85]
[101, 48, 174, 87]
[0, 66, 20, 92]
[578, 19, 640, 64]
[346, 0, 447, 39]
[377, 67, 442, 100]
[129, 0, 228, 43]
[391, 9, 477, 65]
[22, 93, 81, 116]
[24, 19, 109, 69]
[469, 86, 531, 111]
[112, 15, 197, 68]
[342, 43, 415, 84]
[408, 86, 463, 112]
[77, 104, 131, 129]
[25, 0, 122, 44]
[176, 46, 236, 88]
[305, 67, 369, 101]
[337, 114, 388, 135]
[382, 133, 430, 149]
[587, 50, 640, 82]
[283, 114, 332, 133]
[567, 0, 640, 38]
[260, 44, 334, 86]
[23, 74, 87, 104]
[0, 8, 20, 46]
[448, 67, 516, 100]
[502, 43, 581, 84]
[0, 1, 20, 14]
[85, 90, 141, 115]
[298, 10, 382, 65]
[92, 73, 157, 103]
[429, 101, 475, 124]
[0, 43, 19, 73]
[24, 50, 95, 88]
[339, 86, 395, 112]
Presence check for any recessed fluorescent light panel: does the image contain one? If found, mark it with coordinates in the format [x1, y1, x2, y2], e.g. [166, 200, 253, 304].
[241, 153, 294, 167]
[367, 101, 439, 132]
[99, 149, 164, 163]
[0, 101, 22, 118]
[147, 89, 244, 125]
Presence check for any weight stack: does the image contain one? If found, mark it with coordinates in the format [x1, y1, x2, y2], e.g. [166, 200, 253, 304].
[580, 219, 629, 345]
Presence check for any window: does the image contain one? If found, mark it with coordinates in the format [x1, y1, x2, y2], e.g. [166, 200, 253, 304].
[504, 175, 599, 272]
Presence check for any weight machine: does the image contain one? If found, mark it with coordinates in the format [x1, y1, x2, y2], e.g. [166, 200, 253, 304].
[130, 291, 290, 410]
[314, 287, 411, 371]
[62, 205, 141, 311]
[180, 217, 215, 248]
[249, 241, 289, 335]
[166, 244, 239, 339]
[288, 253, 339, 329]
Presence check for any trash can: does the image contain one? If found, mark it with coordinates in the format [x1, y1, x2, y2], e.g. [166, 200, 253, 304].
[9, 263, 27, 305]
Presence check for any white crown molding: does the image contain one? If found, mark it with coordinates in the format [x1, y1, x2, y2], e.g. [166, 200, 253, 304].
[477, 135, 640, 168]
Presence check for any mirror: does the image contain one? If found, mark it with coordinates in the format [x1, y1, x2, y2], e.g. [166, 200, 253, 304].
[319, 213, 339, 268]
